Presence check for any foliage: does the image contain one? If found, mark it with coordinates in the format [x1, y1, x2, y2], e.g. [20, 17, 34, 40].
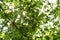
[0, 0, 60, 40]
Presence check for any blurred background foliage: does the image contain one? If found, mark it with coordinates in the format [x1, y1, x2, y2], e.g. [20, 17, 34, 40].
[0, 0, 60, 40]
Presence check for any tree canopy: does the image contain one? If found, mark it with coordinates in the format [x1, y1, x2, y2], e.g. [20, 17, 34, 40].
[0, 0, 60, 40]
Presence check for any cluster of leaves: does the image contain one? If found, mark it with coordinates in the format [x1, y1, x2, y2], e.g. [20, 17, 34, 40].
[0, 0, 60, 40]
